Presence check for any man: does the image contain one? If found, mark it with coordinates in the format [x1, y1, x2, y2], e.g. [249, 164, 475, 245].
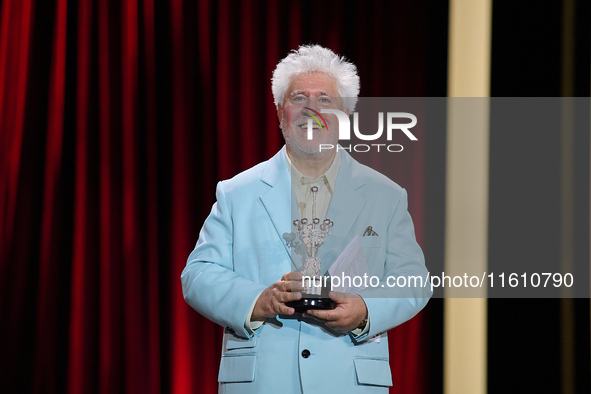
[181, 45, 431, 393]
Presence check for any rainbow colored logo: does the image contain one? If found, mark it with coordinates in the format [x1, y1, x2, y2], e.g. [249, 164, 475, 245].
[303, 107, 328, 130]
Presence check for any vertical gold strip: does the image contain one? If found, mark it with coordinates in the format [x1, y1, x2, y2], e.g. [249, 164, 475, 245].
[561, 0, 575, 98]
[560, 1, 575, 394]
[445, 1, 492, 394]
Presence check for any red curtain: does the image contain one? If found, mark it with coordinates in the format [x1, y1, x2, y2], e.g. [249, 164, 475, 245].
[0, 1, 435, 392]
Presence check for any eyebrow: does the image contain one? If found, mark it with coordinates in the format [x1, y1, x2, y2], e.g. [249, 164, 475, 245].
[290, 90, 335, 97]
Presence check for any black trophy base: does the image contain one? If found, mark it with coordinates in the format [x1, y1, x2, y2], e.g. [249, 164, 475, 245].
[286, 297, 336, 313]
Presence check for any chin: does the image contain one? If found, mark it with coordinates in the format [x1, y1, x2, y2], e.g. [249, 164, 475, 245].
[282, 123, 338, 155]
[286, 138, 338, 155]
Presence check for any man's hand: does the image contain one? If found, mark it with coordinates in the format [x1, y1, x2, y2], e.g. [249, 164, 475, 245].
[252, 272, 304, 319]
[304, 292, 368, 333]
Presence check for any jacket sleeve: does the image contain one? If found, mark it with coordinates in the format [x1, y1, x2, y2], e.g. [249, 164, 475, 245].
[357, 188, 432, 342]
[181, 182, 267, 339]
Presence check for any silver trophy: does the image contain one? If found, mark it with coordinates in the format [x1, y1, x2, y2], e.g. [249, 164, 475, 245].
[286, 186, 336, 312]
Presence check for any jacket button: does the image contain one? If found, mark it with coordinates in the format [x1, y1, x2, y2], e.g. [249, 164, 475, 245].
[301, 349, 310, 358]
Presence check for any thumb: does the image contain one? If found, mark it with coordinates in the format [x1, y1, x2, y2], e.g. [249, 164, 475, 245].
[329, 291, 348, 301]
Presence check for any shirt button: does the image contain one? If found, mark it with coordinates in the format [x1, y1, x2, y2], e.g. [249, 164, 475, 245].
[301, 349, 310, 358]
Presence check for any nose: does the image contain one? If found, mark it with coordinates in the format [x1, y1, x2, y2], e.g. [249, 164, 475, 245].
[301, 106, 318, 121]
[307, 96, 323, 111]
[302, 106, 327, 130]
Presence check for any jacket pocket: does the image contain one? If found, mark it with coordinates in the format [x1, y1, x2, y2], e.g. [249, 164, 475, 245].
[360, 236, 381, 248]
[225, 335, 258, 351]
[353, 357, 393, 387]
[218, 355, 257, 383]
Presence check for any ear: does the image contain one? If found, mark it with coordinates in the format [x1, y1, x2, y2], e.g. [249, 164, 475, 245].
[277, 104, 283, 125]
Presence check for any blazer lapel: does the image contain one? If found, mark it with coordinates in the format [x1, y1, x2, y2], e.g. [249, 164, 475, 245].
[259, 149, 301, 269]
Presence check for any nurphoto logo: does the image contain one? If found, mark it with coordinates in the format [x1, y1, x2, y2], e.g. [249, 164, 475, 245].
[309, 109, 418, 153]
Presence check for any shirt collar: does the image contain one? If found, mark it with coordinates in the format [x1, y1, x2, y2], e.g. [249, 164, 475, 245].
[283, 147, 341, 194]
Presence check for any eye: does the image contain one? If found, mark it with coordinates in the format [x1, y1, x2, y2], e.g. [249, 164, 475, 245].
[319, 97, 332, 104]
[290, 96, 307, 104]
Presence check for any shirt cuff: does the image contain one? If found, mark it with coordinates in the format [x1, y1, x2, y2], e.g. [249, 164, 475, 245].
[350, 315, 370, 338]
[244, 290, 266, 333]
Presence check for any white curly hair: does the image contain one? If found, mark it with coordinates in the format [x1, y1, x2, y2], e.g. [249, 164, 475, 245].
[271, 44, 360, 112]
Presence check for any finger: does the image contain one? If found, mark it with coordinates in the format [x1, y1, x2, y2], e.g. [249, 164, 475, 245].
[281, 271, 303, 282]
[284, 291, 301, 302]
[329, 291, 345, 301]
[274, 300, 295, 315]
[272, 289, 300, 304]
[279, 280, 304, 292]
[306, 309, 336, 321]
[278, 280, 291, 292]
[277, 303, 295, 315]
[329, 291, 358, 302]
[288, 280, 306, 292]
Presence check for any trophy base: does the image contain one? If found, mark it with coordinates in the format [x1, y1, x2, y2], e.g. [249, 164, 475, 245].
[286, 297, 336, 313]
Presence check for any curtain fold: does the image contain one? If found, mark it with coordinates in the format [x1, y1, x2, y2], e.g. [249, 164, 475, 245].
[0, 1, 435, 392]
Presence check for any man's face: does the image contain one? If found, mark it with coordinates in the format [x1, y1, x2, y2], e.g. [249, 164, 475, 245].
[277, 73, 345, 155]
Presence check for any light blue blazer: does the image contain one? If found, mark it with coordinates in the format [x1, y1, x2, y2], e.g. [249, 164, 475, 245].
[181, 148, 431, 393]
